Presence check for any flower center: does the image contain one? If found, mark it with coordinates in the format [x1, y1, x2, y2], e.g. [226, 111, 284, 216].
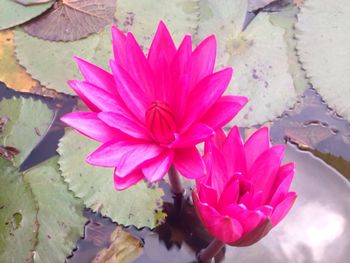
[145, 101, 176, 144]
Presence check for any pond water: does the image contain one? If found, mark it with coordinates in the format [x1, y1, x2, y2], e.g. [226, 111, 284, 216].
[1, 80, 350, 263]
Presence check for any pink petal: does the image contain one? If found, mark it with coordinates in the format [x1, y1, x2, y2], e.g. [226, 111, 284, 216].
[175, 123, 213, 148]
[148, 21, 176, 71]
[74, 56, 117, 95]
[142, 151, 174, 182]
[125, 33, 155, 98]
[201, 96, 248, 129]
[211, 216, 243, 244]
[115, 144, 164, 177]
[269, 173, 295, 207]
[69, 80, 127, 114]
[110, 61, 150, 122]
[193, 193, 243, 244]
[61, 112, 121, 143]
[203, 144, 229, 193]
[211, 129, 227, 150]
[198, 183, 218, 207]
[114, 169, 144, 190]
[233, 217, 272, 247]
[235, 210, 265, 234]
[271, 192, 297, 226]
[249, 145, 285, 200]
[98, 112, 149, 140]
[223, 126, 247, 176]
[169, 35, 192, 120]
[244, 127, 270, 170]
[251, 191, 264, 209]
[111, 26, 126, 67]
[86, 140, 162, 168]
[191, 35, 216, 87]
[256, 205, 273, 217]
[173, 146, 204, 179]
[218, 179, 239, 210]
[220, 203, 246, 218]
[68, 80, 99, 112]
[181, 68, 233, 131]
[268, 162, 295, 202]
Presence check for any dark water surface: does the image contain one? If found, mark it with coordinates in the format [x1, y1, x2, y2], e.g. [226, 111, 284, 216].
[1, 82, 350, 263]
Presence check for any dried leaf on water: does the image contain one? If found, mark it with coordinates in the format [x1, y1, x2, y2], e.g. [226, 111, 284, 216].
[0, 30, 59, 97]
[92, 227, 142, 263]
[23, 0, 117, 42]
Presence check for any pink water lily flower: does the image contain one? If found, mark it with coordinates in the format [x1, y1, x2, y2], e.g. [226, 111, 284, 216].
[61, 21, 247, 190]
[193, 127, 297, 246]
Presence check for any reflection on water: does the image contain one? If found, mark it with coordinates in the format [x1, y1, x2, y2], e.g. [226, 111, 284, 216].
[68, 145, 350, 263]
[222, 146, 350, 263]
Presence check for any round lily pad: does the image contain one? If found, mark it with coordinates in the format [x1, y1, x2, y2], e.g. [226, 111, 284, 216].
[0, 0, 54, 30]
[58, 129, 165, 229]
[115, 0, 200, 48]
[0, 158, 37, 263]
[14, 28, 112, 95]
[0, 97, 54, 167]
[24, 157, 86, 263]
[295, 0, 350, 122]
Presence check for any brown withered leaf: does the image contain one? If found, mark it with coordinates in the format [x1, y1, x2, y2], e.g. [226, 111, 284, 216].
[14, 0, 53, 6]
[0, 30, 60, 98]
[92, 227, 142, 263]
[23, 0, 116, 42]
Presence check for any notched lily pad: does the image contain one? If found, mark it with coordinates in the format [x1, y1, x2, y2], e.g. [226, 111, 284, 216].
[0, 0, 54, 30]
[115, 0, 200, 48]
[296, 0, 350, 122]
[58, 129, 165, 229]
[24, 157, 86, 263]
[23, 0, 117, 42]
[0, 158, 37, 263]
[0, 97, 54, 167]
[14, 28, 112, 94]
[196, 2, 296, 127]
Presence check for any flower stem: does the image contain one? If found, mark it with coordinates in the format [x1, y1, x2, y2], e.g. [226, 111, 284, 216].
[168, 165, 184, 195]
[197, 239, 225, 263]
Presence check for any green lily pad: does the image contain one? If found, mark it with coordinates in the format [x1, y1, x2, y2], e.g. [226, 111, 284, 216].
[270, 5, 308, 95]
[14, 28, 112, 95]
[196, 2, 297, 127]
[0, 0, 54, 30]
[58, 129, 165, 229]
[115, 0, 199, 48]
[0, 97, 54, 167]
[0, 158, 37, 263]
[295, 0, 350, 122]
[24, 157, 86, 263]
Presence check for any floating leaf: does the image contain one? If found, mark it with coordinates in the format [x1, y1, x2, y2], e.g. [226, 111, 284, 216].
[14, 28, 112, 94]
[58, 129, 165, 228]
[269, 5, 308, 95]
[0, 0, 54, 30]
[23, 0, 116, 42]
[0, 97, 54, 167]
[115, 0, 200, 49]
[15, 0, 60, 6]
[0, 158, 37, 263]
[24, 157, 86, 263]
[296, 0, 350, 122]
[0, 30, 59, 97]
[248, 0, 278, 11]
[92, 227, 142, 263]
[196, 3, 296, 127]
